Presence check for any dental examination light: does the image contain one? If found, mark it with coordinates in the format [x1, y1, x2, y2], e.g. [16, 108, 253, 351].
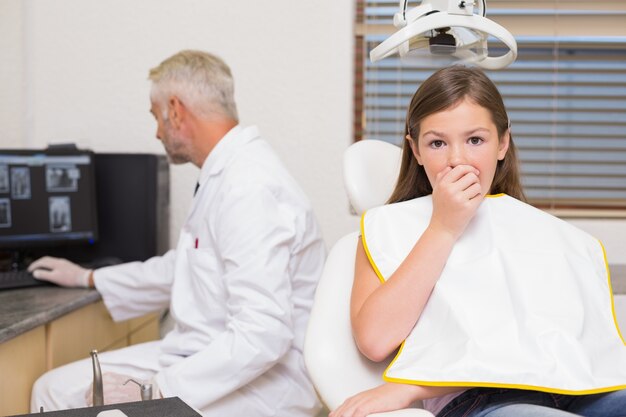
[370, 0, 517, 69]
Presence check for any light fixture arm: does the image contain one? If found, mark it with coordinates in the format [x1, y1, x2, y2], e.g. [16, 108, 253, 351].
[395, 0, 486, 27]
[371, 0, 516, 69]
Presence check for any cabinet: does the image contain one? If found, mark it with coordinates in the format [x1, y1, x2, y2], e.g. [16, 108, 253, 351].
[0, 301, 159, 416]
[46, 301, 159, 369]
[0, 327, 46, 417]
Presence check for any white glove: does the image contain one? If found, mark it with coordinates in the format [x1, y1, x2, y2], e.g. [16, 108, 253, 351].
[85, 372, 159, 405]
[27, 256, 91, 288]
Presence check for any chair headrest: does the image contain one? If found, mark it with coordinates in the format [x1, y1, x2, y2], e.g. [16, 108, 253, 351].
[343, 139, 402, 215]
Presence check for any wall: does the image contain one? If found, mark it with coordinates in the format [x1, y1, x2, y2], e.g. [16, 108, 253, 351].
[0, 0, 357, 250]
[0, 0, 23, 146]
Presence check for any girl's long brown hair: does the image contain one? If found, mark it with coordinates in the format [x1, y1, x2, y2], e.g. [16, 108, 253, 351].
[387, 66, 526, 204]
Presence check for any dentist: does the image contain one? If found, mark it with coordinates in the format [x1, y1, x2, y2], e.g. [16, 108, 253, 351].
[29, 50, 326, 417]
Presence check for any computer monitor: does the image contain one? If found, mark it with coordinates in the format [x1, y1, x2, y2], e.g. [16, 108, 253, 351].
[31, 153, 171, 265]
[0, 148, 98, 250]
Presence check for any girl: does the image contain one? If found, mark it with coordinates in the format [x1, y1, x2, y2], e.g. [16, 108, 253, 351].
[331, 66, 626, 417]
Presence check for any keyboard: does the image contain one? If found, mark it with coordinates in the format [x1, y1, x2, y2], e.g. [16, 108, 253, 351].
[0, 269, 50, 291]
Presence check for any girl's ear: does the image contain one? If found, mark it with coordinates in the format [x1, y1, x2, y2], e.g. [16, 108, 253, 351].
[497, 129, 511, 161]
[406, 135, 423, 165]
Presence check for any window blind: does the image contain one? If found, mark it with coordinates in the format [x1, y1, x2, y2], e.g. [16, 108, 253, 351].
[356, 1, 626, 211]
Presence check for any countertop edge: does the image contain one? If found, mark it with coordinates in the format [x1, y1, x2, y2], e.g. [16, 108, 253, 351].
[0, 288, 101, 344]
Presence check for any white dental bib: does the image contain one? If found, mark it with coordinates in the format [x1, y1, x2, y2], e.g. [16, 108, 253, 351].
[361, 194, 626, 394]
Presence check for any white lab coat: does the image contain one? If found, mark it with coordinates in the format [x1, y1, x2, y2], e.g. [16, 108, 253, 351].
[32, 126, 326, 416]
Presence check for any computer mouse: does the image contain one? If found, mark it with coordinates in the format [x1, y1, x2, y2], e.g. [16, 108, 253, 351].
[26, 265, 52, 275]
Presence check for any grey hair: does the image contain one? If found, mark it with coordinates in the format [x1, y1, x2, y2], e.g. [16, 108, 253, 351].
[149, 50, 238, 121]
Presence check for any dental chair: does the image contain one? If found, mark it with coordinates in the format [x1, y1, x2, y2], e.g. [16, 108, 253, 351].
[304, 140, 434, 417]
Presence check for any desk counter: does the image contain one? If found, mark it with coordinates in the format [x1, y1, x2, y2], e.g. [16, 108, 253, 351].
[0, 286, 160, 416]
[0, 286, 100, 344]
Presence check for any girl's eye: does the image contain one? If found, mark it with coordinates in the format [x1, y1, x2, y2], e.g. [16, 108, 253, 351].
[468, 136, 483, 145]
[430, 140, 445, 148]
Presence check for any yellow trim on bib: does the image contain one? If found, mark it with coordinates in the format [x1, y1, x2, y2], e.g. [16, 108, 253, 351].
[360, 211, 386, 284]
[383, 339, 407, 381]
[381, 374, 626, 396]
[600, 240, 626, 345]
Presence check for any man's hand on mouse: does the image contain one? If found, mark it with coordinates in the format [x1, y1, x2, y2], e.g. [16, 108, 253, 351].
[27, 256, 92, 288]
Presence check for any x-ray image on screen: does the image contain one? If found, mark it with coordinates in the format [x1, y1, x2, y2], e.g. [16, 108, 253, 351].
[49, 196, 72, 232]
[0, 165, 9, 193]
[46, 165, 80, 192]
[11, 167, 31, 199]
[0, 198, 11, 228]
